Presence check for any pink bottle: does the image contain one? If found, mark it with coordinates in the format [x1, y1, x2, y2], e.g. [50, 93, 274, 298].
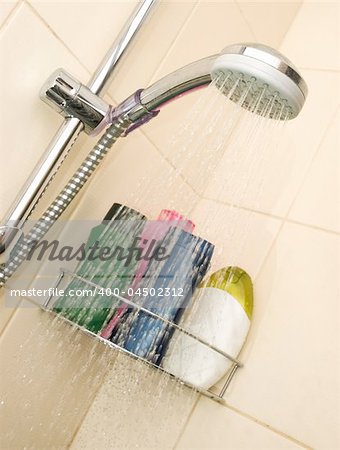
[101, 210, 195, 339]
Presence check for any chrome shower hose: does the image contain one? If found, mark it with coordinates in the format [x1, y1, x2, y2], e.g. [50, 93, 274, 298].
[0, 116, 131, 288]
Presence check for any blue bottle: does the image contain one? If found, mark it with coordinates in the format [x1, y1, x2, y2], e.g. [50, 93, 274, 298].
[115, 227, 214, 365]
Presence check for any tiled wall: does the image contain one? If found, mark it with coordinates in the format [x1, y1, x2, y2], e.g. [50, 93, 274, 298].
[174, 3, 340, 450]
[0, 1, 339, 449]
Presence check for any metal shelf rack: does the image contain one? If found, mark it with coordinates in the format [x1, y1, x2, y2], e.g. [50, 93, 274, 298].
[43, 268, 243, 404]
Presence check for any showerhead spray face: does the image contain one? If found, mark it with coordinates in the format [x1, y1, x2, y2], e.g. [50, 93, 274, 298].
[211, 43, 308, 120]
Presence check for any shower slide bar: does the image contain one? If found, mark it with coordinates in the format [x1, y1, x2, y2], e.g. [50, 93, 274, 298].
[43, 268, 243, 403]
[0, 0, 157, 257]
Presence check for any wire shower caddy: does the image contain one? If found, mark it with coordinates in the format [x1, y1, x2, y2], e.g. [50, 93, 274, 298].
[44, 267, 244, 403]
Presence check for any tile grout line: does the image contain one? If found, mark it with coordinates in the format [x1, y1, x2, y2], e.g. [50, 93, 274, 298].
[0, 296, 24, 340]
[108, 0, 199, 101]
[126, 2, 209, 201]
[286, 218, 340, 237]
[147, 0, 200, 85]
[217, 90, 340, 450]
[254, 219, 285, 286]
[139, 129, 203, 197]
[137, 125, 203, 197]
[172, 394, 201, 450]
[299, 67, 340, 74]
[24, 0, 92, 78]
[107, 79, 205, 200]
[278, 1, 304, 50]
[95, 103, 340, 238]
[105, 93, 204, 200]
[0, 0, 24, 35]
[137, 125, 340, 237]
[284, 105, 340, 223]
[86, 91, 203, 217]
[222, 401, 313, 449]
[203, 195, 340, 237]
[203, 195, 284, 221]
[233, 0, 257, 42]
[66, 355, 120, 449]
[104, 0, 198, 99]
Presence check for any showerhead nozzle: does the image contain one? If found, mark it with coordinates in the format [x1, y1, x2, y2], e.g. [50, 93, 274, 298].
[211, 43, 308, 119]
[137, 43, 307, 123]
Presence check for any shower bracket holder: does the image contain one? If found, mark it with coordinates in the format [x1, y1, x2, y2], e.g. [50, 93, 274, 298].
[41, 69, 160, 137]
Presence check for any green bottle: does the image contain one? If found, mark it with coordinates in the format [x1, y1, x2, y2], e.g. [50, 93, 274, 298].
[53, 203, 146, 333]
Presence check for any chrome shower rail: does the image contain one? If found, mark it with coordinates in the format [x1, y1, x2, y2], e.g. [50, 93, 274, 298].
[0, 0, 157, 256]
[0, 117, 131, 287]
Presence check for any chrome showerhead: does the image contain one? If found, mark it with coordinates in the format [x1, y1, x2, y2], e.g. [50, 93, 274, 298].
[135, 43, 308, 122]
[211, 43, 308, 119]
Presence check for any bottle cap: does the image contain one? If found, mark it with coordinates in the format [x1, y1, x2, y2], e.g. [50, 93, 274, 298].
[206, 267, 253, 319]
[157, 209, 183, 221]
[103, 203, 146, 222]
[157, 209, 195, 233]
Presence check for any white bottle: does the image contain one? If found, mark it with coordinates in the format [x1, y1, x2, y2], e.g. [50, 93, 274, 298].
[162, 267, 253, 389]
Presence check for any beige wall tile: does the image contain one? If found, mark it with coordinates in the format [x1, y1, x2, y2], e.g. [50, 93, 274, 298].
[189, 198, 282, 279]
[108, 0, 197, 103]
[204, 70, 340, 217]
[1, 1, 338, 449]
[141, 89, 215, 195]
[176, 397, 305, 449]
[236, 1, 302, 48]
[0, 2, 89, 219]
[289, 108, 340, 233]
[142, 79, 264, 197]
[68, 129, 199, 221]
[133, 0, 255, 169]
[0, 287, 20, 334]
[29, 1, 197, 104]
[29, 0, 138, 72]
[221, 223, 340, 449]
[70, 352, 198, 449]
[0, 301, 114, 448]
[280, 0, 340, 70]
[150, 1, 255, 82]
[0, 0, 17, 28]
[143, 69, 339, 218]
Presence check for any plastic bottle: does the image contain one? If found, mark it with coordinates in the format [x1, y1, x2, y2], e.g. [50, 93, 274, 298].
[162, 267, 253, 389]
[53, 203, 146, 333]
[113, 228, 214, 365]
[101, 209, 194, 339]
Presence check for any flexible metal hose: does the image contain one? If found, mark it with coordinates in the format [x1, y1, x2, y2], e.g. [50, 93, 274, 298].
[0, 116, 131, 288]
